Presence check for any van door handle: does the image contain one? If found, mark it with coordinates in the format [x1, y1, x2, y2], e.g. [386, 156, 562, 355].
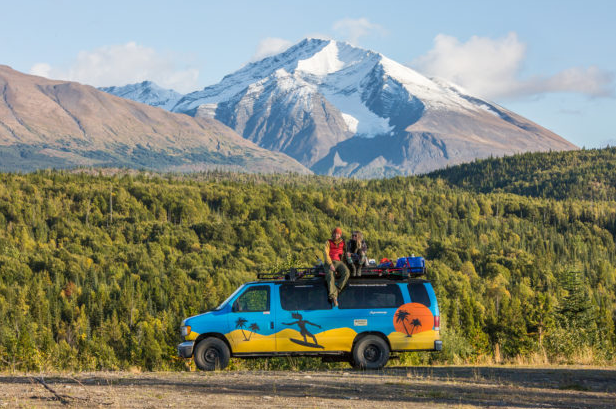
[270, 322, 274, 329]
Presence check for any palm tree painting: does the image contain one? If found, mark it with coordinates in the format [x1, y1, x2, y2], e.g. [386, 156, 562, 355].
[235, 317, 248, 341]
[395, 309, 411, 337]
[394, 303, 432, 338]
[408, 318, 422, 337]
[247, 323, 260, 340]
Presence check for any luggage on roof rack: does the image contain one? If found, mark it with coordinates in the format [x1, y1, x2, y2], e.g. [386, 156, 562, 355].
[395, 256, 426, 274]
[258, 257, 426, 282]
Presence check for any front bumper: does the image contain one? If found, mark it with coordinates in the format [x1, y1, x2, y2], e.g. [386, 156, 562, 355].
[434, 340, 443, 351]
[178, 341, 195, 358]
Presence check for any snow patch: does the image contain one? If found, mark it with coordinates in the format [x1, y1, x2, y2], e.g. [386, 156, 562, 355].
[341, 113, 359, 133]
[296, 42, 345, 76]
[379, 56, 483, 112]
[478, 104, 501, 117]
[195, 103, 217, 118]
[380, 56, 434, 88]
[324, 90, 392, 137]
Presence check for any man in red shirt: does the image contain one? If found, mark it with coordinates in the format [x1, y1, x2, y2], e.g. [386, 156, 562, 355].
[324, 227, 349, 306]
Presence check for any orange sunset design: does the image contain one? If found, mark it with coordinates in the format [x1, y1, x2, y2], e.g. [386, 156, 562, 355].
[393, 303, 434, 336]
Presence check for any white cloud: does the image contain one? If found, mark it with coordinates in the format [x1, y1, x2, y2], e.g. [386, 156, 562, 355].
[537, 66, 614, 97]
[411, 33, 614, 100]
[251, 37, 293, 62]
[29, 42, 199, 93]
[332, 17, 386, 45]
[29, 63, 52, 78]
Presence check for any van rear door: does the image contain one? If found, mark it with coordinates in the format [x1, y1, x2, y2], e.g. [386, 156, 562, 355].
[388, 281, 439, 351]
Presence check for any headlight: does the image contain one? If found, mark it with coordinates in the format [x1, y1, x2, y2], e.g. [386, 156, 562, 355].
[181, 325, 191, 337]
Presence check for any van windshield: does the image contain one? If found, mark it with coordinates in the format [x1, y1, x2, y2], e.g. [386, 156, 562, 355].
[214, 284, 245, 311]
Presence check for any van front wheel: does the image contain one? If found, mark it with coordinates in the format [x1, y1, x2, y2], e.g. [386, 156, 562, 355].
[194, 337, 230, 371]
[351, 335, 390, 370]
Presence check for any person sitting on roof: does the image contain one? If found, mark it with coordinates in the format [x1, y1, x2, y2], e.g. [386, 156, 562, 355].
[346, 230, 368, 277]
[324, 227, 349, 307]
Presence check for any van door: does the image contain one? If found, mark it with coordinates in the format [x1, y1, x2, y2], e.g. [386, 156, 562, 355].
[227, 284, 276, 354]
[274, 283, 340, 352]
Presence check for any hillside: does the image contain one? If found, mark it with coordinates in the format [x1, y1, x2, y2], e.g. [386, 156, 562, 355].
[0, 167, 614, 371]
[0, 65, 309, 174]
[427, 147, 616, 201]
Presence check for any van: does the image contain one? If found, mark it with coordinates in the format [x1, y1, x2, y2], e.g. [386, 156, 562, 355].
[178, 264, 441, 370]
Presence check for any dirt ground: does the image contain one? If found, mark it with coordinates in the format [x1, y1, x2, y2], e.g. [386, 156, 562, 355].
[1, 366, 615, 409]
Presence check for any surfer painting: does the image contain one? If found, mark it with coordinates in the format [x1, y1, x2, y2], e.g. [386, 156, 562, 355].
[282, 312, 324, 349]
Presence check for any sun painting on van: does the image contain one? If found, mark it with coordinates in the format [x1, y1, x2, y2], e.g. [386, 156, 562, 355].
[393, 303, 434, 336]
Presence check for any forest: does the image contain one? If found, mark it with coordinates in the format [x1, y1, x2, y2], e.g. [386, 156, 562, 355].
[428, 147, 616, 201]
[0, 148, 615, 371]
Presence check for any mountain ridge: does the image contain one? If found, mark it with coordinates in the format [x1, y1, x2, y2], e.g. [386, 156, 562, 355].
[0, 65, 310, 173]
[103, 38, 578, 177]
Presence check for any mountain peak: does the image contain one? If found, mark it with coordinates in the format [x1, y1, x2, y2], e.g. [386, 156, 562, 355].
[102, 38, 578, 177]
[99, 81, 184, 110]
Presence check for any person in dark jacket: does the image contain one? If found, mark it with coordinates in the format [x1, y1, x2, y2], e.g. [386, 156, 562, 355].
[346, 230, 368, 277]
[324, 227, 349, 306]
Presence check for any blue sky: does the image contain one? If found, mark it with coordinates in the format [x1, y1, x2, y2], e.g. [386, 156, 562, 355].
[2, 0, 614, 148]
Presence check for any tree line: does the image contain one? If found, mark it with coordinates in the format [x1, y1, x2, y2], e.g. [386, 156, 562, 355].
[427, 147, 616, 201]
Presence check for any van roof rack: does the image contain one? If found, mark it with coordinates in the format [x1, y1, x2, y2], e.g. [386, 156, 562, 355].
[257, 265, 426, 282]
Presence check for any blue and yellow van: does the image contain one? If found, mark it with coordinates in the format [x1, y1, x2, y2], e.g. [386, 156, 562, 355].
[178, 263, 441, 370]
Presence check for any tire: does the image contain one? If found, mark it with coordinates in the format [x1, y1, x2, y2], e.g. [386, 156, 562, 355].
[193, 337, 230, 371]
[351, 335, 390, 370]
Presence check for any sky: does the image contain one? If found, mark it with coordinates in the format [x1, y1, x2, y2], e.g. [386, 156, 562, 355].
[2, 0, 615, 148]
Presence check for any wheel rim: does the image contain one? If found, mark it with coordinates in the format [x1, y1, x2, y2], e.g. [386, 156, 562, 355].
[364, 344, 381, 363]
[204, 347, 220, 364]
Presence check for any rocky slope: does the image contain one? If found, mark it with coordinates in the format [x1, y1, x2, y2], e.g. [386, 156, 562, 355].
[0, 65, 309, 173]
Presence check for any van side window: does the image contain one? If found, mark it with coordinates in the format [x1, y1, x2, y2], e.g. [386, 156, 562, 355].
[408, 282, 431, 307]
[280, 284, 332, 311]
[338, 284, 403, 309]
[233, 285, 270, 312]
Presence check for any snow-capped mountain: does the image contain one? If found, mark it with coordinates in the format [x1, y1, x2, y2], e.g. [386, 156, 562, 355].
[100, 81, 183, 111]
[104, 38, 577, 177]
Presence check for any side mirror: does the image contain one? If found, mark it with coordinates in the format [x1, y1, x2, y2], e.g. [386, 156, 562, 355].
[232, 300, 241, 312]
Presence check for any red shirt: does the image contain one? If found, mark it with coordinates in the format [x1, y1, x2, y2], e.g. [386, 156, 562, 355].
[327, 239, 345, 261]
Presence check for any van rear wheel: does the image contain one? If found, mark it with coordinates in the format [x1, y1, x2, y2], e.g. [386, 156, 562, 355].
[194, 337, 230, 371]
[351, 335, 390, 370]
